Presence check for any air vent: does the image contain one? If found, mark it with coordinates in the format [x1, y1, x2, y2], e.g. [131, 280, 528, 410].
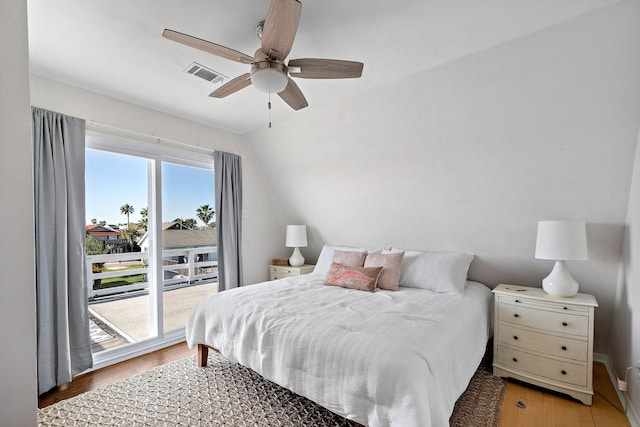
[184, 62, 226, 84]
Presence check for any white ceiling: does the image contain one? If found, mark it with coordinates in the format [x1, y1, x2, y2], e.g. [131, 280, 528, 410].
[27, 0, 618, 135]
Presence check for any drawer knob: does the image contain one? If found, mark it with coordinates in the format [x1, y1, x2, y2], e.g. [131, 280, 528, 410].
[562, 322, 568, 327]
[561, 370, 567, 375]
[515, 299, 521, 303]
[513, 336, 519, 340]
[562, 346, 567, 351]
[514, 313, 520, 318]
[563, 306, 568, 310]
[512, 357, 518, 363]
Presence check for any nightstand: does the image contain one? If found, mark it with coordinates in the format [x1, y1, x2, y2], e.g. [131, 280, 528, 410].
[492, 284, 598, 405]
[269, 264, 315, 281]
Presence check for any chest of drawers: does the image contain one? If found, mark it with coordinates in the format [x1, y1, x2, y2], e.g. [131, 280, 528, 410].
[492, 284, 598, 405]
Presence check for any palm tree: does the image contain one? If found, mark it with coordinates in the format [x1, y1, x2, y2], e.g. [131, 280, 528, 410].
[122, 228, 140, 252]
[139, 207, 148, 230]
[120, 203, 134, 229]
[196, 204, 215, 228]
[90, 218, 97, 225]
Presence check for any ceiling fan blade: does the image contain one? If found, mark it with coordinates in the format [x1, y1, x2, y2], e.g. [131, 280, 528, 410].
[209, 73, 252, 98]
[278, 76, 308, 110]
[288, 58, 364, 79]
[163, 29, 254, 65]
[261, 0, 301, 61]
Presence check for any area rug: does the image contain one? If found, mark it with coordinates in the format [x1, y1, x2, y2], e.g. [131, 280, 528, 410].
[38, 352, 506, 426]
[450, 360, 507, 427]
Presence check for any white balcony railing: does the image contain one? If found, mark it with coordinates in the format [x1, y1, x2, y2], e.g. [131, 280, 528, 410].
[86, 246, 218, 300]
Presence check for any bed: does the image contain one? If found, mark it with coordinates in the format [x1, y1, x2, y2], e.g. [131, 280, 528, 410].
[186, 246, 493, 427]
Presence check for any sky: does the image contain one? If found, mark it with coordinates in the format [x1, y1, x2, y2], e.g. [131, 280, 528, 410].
[86, 149, 215, 226]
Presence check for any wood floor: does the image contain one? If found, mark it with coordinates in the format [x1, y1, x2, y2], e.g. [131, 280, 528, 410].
[499, 362, 630, 427]
[40, 342, 631, 426]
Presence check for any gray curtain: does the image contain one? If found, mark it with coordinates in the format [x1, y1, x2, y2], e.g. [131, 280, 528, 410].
[214, 151, 243, 291]
[33, 107, 92, 394]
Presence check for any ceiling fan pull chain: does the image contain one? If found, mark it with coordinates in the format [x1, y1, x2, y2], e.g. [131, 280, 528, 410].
[268, 64, 272, 128]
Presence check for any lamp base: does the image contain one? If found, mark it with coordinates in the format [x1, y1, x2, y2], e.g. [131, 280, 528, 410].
[542, 260, 579, 297]
[289, 247, 304, 267]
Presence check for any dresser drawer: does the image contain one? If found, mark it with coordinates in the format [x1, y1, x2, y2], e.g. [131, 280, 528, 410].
[497, 346, 588, 387]
[498, 302, 588, 337]
[497, 323, 588, 362]
[498, 293, 589, 315]
[270, 267, 300, 277]
[269, 265, 315, 281]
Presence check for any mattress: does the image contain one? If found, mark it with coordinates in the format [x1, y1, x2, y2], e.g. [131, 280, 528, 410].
[186, 274, 493, 427]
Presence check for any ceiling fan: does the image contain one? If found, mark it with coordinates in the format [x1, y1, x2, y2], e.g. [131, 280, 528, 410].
[162, 0, 364, 111]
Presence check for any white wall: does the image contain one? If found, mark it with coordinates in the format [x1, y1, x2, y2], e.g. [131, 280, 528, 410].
[610, 125, 640, 420]
[247, 1, 640, 353]
[0, 0, 37, 425]
[30, 76, 282, 285]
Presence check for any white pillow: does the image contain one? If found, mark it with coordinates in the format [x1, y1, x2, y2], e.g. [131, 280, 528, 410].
[389, 248, 474, 296]
[313, 245, 383, 279]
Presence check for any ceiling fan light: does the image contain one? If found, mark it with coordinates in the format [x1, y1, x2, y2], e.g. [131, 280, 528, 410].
[251, 67, 288, 94]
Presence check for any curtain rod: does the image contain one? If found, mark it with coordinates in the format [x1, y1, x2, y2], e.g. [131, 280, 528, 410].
[86, 120, 218, 156]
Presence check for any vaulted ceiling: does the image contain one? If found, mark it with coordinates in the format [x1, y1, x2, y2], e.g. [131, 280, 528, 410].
[27, 0, 619, 134]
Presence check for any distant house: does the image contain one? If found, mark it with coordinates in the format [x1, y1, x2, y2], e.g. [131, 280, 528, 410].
[138, 221, 217, 260]
[135, 222, 217, 285]
[86, 224, 125, 250]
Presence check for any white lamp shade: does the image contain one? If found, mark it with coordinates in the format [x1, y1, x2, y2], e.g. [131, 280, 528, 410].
[250, 67, 288, 94]
[285, 225, 307, 248]
[535, 220, 587, 261]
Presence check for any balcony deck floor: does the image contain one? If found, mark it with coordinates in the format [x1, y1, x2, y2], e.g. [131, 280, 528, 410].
[89, 283, 218, 352]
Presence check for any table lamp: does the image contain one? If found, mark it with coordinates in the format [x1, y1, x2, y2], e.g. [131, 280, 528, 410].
[535, 220, 588, 297]
[285, 225, 307, 267]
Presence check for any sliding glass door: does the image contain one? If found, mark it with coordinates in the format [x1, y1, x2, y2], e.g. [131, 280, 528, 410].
[85, 134, 216, 362]
[85, 148, 153, 352]
[161, 161, 217, 334]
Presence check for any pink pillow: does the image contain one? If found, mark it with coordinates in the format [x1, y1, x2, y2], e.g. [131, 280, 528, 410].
[331, 250, 367, 267]
[325, 262, 383, 292]
[364, 251, 405, 291]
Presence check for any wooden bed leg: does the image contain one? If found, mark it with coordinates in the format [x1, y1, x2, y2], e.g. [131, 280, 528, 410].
[197, 344, 209, 367]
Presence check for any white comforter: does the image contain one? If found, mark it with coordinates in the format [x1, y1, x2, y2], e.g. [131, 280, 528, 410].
[186, 274, 493, 427]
